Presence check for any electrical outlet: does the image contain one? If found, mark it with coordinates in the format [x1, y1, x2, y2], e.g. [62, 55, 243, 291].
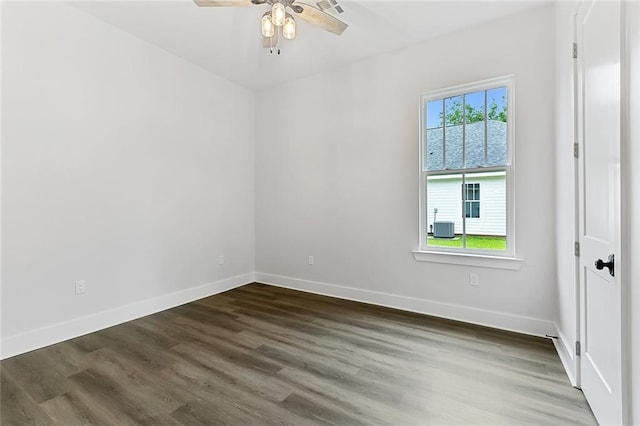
[75, 280, 87, 294]
[469, 273, 479, 286]
[218, 255, 225, 265]
[308, 256, 314, 265]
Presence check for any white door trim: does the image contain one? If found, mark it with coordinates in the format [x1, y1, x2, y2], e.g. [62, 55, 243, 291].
[619, 1, 632, 423]
[572, 8, 582, 391]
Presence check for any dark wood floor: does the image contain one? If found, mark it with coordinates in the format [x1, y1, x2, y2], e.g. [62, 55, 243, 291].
[1, 283, 596, 425]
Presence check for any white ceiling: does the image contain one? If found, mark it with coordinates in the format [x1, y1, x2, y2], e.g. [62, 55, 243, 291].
[70, 0, 547, 91]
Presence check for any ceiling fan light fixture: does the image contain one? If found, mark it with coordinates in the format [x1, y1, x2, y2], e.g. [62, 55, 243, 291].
[271, 2, 286, 27]
[282, 14, 296, 39]
[192, 0, 349, 55]
[261, 12, 274, 37]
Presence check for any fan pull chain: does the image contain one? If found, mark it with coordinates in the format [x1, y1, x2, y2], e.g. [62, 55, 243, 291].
[268, 22, 281, 55]
[268, 23, 281, 55]
[270, 30, 274, 54]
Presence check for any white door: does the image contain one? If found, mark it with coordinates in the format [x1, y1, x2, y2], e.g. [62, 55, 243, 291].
[576, 0, 624, 424]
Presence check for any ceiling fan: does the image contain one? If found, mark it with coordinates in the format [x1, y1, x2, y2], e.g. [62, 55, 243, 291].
[193, 0, 348, 54]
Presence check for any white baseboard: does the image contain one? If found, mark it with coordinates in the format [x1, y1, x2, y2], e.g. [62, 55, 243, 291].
[255, 272, 555, 338]
[2, 272, 565, 366]
[551, 322, 578, 387]
[1, 272, 255, 360]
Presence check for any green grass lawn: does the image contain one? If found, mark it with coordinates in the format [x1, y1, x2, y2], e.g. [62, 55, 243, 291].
[427, 234, 506, 250]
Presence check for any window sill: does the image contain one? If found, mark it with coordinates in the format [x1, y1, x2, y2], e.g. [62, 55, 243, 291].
[412, 250, 524, 270]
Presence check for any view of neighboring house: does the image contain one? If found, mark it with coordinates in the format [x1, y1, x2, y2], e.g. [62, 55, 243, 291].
[426, 120, 507, 237]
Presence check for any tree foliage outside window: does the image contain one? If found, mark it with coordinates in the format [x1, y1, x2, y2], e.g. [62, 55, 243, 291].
[440, 97, 507, 126]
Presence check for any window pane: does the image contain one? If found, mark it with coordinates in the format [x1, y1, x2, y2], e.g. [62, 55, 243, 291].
[464, 91, 485, 168]
[426, 100, 444, 171]
[464, 183, 480, 202]
[443, 95, 463, 126]
[426, 129, 444, 171]
[464, 201, 480, 218]
[464, 91, 485, 124]
[487, 87, 507, 121]
[427, 174, 462, 248]
[472, 202, 480, 218]
[444, 96, 463, 169]
[426, 100, 443, 129]
[465, 171, 506, 251]
[486, 87, 507, 166]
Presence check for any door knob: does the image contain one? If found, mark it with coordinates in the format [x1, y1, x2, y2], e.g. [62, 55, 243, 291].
[594, 254, 615, 277]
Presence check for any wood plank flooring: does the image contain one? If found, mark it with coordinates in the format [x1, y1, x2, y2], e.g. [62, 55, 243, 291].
[1, 283, 596, 425]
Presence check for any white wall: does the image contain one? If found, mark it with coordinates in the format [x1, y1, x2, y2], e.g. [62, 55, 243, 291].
[255, 5, 558, 335]
[1, 2, 255, 356]
[553, 1, 580, 384]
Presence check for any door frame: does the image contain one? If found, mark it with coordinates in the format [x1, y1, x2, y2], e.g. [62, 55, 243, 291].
[572, 0, 632, 422]
[572, 7, 581, 391]
[619, 1, 632, 421]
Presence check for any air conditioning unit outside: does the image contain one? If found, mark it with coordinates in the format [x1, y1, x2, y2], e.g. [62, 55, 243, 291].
[433, 221, 455, 238]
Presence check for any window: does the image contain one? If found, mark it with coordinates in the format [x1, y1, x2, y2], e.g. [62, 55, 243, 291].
[419, 76, 514, 256]
[464, 183, 480, 218]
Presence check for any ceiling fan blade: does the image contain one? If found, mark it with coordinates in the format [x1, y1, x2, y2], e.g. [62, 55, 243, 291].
[193, 0, 255, 7]
[291, 2, 348, 35]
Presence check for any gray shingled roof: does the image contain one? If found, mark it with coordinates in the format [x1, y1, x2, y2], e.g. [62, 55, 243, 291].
[426, 120, 506, 170]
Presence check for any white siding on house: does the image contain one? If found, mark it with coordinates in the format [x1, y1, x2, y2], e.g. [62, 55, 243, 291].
[427, 172, 506, 236]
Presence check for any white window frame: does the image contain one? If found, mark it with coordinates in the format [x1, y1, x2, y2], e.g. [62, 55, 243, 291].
[414, 76, 521, 269]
